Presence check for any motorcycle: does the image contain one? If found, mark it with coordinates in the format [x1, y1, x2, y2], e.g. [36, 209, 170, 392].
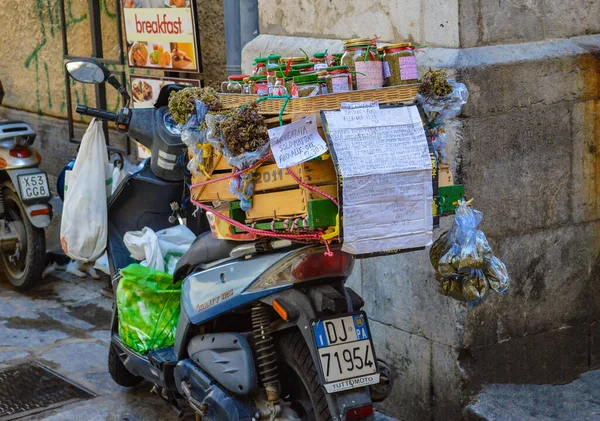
[0, 117, 52, 289]
[65, 59, 393, 421]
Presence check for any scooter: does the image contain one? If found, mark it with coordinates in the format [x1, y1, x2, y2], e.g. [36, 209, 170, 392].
[0, 118, 52, 289]
[65, 59, 393, 421]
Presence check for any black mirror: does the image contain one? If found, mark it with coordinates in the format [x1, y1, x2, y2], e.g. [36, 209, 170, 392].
[65, 59, 111, 84]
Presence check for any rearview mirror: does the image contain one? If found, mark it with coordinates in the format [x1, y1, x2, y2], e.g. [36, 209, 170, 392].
[65, 59, 110, 84]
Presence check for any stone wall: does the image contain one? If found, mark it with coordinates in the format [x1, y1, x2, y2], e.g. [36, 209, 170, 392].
[243, 1, 600, 420]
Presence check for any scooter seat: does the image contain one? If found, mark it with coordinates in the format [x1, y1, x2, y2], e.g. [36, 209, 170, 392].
[173, 232, 237, 281]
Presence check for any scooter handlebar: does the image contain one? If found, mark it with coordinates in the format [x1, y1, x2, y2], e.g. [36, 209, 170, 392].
[75, 105, 118, 122]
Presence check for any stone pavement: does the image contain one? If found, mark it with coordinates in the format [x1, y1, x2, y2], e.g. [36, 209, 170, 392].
[0, 270, 397, 421]
[467, 370, 600, 421]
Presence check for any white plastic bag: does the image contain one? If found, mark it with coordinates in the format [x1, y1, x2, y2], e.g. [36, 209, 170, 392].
[110, 154, 139, 195]
[124, 227, 163, 271]
[156, 225, 196, 275]
[124, 225, 196, 275]
[60, 120, 109, 262]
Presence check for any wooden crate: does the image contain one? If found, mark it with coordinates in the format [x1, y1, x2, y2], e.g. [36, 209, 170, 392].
[191, 156, 338, 226]
[217, 84, 419, 115]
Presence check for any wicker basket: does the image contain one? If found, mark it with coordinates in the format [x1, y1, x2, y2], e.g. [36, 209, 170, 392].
[217, 84, 418, 115]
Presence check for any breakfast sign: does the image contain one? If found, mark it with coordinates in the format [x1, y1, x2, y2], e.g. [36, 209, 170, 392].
[122, 0, 199, 72]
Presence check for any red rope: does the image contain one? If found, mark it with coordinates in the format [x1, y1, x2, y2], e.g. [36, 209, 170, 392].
[191, 198, 324, 242]
[285, 167, 339, 207]
[189, 153, 274, 189]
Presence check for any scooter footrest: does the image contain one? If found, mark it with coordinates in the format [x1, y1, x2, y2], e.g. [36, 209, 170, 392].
[148, 347, 177, 370]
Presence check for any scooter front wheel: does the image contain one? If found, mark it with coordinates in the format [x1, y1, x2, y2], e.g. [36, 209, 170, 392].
[1, 188, 45, 290]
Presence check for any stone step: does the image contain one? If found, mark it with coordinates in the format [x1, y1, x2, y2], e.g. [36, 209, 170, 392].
[466, 369, 600, 420]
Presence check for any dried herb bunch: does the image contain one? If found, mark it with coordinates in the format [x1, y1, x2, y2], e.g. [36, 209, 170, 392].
[168, 87, 223, 125]
[419, 69, 453, 98]
[219, 103, 269, 157]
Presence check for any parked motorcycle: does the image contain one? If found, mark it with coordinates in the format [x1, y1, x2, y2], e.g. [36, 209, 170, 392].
[0, 119, 52, 289]
[65, 59, 392, 421]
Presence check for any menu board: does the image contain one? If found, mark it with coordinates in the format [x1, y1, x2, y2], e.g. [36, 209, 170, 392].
[322, 103, 433, 256]
[122, 0, 199, 72]
[130, 75, 200, 108]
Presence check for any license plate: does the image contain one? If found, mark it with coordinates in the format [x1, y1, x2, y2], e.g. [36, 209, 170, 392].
[17, 172, 50, 203]
[312, 313, 379, 393]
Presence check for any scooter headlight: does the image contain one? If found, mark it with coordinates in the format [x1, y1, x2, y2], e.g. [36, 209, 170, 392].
[246, 246, 354, 292]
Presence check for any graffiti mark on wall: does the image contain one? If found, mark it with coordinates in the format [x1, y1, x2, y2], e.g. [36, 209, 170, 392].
[25, 0, 118, 117]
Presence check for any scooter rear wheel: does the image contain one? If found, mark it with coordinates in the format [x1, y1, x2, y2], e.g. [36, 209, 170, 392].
[108, 343, 144, 387]
[1, 188, 45, 290]
[277, 330, 332, 421]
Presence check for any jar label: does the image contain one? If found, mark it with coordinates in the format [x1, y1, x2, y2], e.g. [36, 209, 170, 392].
[314, 63, 328, 72]
[331, 76, 350, 93]
[382, 61, 391, 79]
[399, 56, 418, 80]
[255, 84, 269, 95]
[355, 61, 384, 90]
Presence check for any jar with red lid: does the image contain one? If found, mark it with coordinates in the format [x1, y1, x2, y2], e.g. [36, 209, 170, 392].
[325, 66, 352, 93]
[341, 38, 383, 91]
[221, 74, 248, 93]
[252, 57, 268, 76]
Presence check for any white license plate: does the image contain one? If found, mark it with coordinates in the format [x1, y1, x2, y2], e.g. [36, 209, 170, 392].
[312, 313, 379, 393]
[17, 172, 50, 202]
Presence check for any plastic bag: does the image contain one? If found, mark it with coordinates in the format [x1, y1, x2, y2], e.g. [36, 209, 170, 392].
[432, 131, 448, 164]
[181, 99, 209, 147]
[485, 256, 510, 294]
[116, 264, 181, 354]
[429, 230, 452, 271]
[438, 275, 466, 303]
[124, 225, 195, 275]
[459, 230, 493, 270]
[438, 243, 461, 277]
[60, 119, 109, 262]
[124, 227, 163, 271]
[417, 80, 469, 126]
[155, 225, 196, 275]
[205, 112, 270, 211]
[462, 269, 490, 305]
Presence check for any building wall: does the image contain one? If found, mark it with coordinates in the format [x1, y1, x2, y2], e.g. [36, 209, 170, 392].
[244, 1, 600, 420]
[0, 0, 226, 178]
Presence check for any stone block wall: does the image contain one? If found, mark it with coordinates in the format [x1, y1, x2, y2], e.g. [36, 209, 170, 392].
[244, 1, 600, 419]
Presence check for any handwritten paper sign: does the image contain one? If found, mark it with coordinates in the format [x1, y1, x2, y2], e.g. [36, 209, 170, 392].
[322, 103, 433, 255]
[268, 115, 328, 169]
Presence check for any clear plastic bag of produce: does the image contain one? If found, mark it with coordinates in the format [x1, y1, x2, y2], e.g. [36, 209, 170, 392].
[485, 256, 510, 294]
[459, 230, 493, 270]
[205, 112, 270, 211]
[116, 264, 181, 354]
[462, 269, 490, 306]
[181, 100, 209, 147]
[418, 80, 469, 126]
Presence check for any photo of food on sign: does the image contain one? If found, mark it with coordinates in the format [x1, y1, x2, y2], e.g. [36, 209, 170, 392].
[125, 0, 189, 8]
[122, 0, 198, 71]
[130, 76, 200, 108]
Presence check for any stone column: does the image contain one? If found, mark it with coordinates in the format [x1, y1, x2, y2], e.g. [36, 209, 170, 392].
[243, 1, 600, 420]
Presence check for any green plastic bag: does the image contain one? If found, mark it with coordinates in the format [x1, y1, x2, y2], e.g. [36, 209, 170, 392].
[116, 264, 182, 354]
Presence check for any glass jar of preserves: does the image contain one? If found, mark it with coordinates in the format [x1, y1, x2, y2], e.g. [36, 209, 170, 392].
[382, 43, 419, 86]
[267, 54, 282, 71]
[220, 74, 247, 94]
[292, 74, 321, 98]
[291, 63, 315, 75]
[328, 53, 343, 67]
[312, 51, 328, 72]
[325, 66, 351, 93]
[341, 38, 383, 91]
[252, 57, 268, 76]
[248, 75, 269, 95]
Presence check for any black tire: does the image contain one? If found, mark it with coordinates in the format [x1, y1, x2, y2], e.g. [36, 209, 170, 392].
[1, 188, 45, 290]
[276, 330, 332, 421]
[108, 343, 144, 387]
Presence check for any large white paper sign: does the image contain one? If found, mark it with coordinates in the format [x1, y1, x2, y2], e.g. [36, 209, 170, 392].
[323, 104, 433, 255]
[269, 115, 328, 169]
